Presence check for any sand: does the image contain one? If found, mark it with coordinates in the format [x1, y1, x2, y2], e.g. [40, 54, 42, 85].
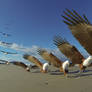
[0, 64, 92, 92]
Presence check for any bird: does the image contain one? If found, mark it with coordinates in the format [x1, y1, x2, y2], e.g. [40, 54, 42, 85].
[0, 50, 17, 55]
[37, 48, 70, 76]
[0, 41, 12, 47]
[62, 8, 92, 55]
[0, 60, 30, 72]
[0, 32, 11, 37]
[53, 36, 86, 71]
[23, 54, 49, 73]
[11, 61, 30, 72]
[0, 59, 10, 64]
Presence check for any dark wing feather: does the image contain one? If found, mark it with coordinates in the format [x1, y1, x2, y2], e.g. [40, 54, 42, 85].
[62, 9, 92, 55]
[23, 54, 43, 69]
[37, 48, 62, 67]
[53, 36, 84, 64]
[13, 62, 28, 69]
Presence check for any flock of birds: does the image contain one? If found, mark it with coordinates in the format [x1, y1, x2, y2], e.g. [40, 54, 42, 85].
[1, 9, 92, 77]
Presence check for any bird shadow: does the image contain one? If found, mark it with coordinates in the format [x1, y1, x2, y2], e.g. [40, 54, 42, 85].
[49, 70, 79, 75]
[30, 69, 92, 79]
[68, 73, 92, 79]
[31, 70, 41, 73]
[49, 69, 92, 78]
[49, 72, 64, 75]
[68, 69, 92, 78]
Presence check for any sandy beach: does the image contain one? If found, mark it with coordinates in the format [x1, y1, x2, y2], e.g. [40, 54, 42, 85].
[0, 64, 92, 92]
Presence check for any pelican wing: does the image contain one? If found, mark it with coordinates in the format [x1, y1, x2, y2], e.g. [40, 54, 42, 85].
[13, 62, 28, 69]
[62, 9, 92, 55]
[0, 32, 11, 37]
[7, 52, 17, 54]
[0, 50, 17, 55]
[23, 54, 43, 69]
[0, 59, 9, 64]
[53, 36, 84, 64]
[30, 65, 38, 69]
[37, 49, 62, 67]
[1, 41, 12, 45]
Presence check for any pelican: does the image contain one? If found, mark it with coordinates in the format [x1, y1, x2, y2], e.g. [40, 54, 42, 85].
[0, 32, 11, 37]
[37, 48, 70, 76]
[0, 50, 17, 55]
[0, 59, 9, 64]
[11, 61, 30, 71]
[53, 36, 86, 71]
[62, 9, 92, 55]
[0, 41, 12, 47]
[23, 54, 49, 73]
[0, 60, 30, 72]
[0, 41, 12, 45]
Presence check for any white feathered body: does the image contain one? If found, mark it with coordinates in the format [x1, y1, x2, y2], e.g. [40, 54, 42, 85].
[42, 63, 49, 71]
[83, 56, 92, 67]
[62, 60, 70, 71]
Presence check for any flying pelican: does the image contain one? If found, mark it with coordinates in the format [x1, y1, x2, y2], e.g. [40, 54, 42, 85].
[0, 59, 39, 70]
[0, 32, 11, 37]
[37, 48, 70, 76]
[23, 54, 49, 73]
[0, 59, 9, 64]
[53, 36, 86, 71]
[11, 61, 30, 72]
[0, 50, 17, 55]
[0, 60, 30, 72]
[62, 9, 92, 55]
[0, 41, 12, 47]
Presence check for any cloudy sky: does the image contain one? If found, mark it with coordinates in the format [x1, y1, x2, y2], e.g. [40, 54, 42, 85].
[0, 0, 91, 64]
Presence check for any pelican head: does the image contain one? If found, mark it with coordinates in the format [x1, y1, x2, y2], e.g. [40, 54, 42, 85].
[42, 63, 49, 73]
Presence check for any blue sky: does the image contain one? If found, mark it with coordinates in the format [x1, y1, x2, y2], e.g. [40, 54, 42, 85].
[0, 0, 91, 63]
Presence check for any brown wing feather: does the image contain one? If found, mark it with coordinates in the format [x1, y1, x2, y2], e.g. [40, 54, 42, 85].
[37, 49, 62, 67]
[13, 62, 28, 69]
[23, 54, 43, 69]
[62, 9, 92, 55]
[53, 36, 85, 64]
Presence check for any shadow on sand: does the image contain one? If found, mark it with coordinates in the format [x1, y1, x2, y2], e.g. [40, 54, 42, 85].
[30, 68, 92, 78]
[49, 69, 92, 78]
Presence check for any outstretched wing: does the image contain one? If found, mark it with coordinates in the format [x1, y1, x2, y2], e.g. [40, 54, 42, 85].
[0, 59, 9, 64]
[37, 48, 62, 67]
[53, 36, 84, 64]
[23, 54, 43, 69]
[0, 32, 11, 37]
[7, 52, 17, 54]
[62, 9, 92, 55]
[0, 50, 17, 55]
[12, 61, 28, 69]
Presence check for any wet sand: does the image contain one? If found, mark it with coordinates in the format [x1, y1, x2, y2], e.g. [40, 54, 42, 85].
[0, 64, 92, 92]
